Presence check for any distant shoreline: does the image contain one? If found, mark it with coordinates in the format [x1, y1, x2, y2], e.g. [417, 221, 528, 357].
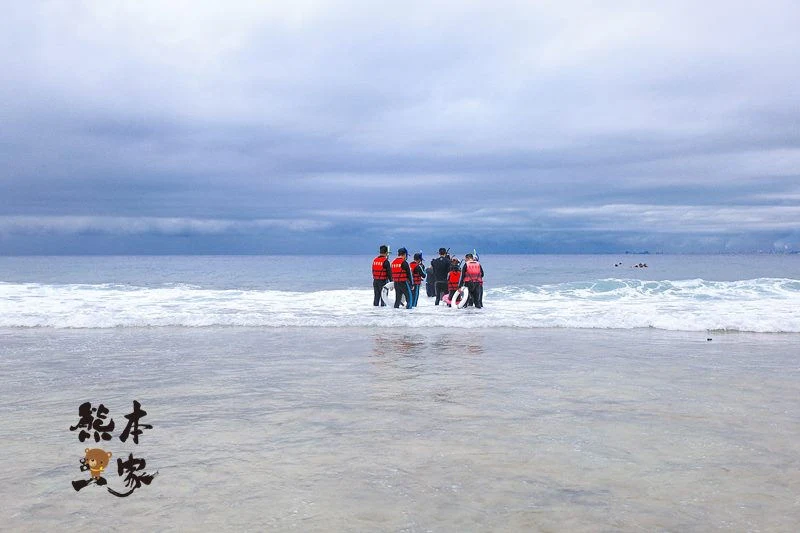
[2, 252, 799, 257]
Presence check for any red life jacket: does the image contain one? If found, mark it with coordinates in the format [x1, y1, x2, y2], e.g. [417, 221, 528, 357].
[391, 257, 409, 282]
[463, 260, 483, 284]
[372, 256, 389, 280]
[410, 261, 423, 285]
[448, 270, 461, 291]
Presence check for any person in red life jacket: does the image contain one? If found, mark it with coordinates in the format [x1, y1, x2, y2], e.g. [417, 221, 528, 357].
[446, 257, 462, 306]
[390, 248, 414, 309]
[372, 244, 392, 306]
[459, 253, 485, 308]
[409, 252, 427, 308]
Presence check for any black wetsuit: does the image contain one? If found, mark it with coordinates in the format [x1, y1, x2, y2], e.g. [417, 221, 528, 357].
[431, 255, 450, 305]
[425, 266, 435, 297]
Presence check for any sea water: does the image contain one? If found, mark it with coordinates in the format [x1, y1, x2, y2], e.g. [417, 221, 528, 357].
[0, 255, 799, 531]
[1, 254, 799, 331]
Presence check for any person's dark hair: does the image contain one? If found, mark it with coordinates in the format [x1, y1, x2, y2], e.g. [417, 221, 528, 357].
[379, 245, 388, 254]
[438, 247, 447, 255]
[397, 247, 407, 255]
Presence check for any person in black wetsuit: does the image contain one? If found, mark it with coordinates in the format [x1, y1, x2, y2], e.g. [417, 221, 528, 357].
[425, 261, 435, 297]
[390, 248, 413, 309]
[431, 247, 451, 305]
[371, 244, 392, 306]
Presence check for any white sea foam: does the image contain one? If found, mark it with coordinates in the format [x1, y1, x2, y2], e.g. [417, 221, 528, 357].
[2, 278, 799, 332]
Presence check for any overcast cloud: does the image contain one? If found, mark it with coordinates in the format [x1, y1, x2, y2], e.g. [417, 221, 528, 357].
[1, 0, 799, 254]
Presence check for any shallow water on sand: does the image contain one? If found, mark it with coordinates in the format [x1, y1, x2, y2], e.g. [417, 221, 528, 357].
[0, 327, 798, 531]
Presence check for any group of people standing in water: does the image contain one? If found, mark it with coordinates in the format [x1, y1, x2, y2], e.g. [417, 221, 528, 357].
[372, 245, 484, 309]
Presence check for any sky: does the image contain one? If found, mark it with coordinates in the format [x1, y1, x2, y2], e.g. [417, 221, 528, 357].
[1, 0, 799, 255]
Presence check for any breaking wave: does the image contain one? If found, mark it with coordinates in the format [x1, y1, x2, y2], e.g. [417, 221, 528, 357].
[1, 278, 799, 332]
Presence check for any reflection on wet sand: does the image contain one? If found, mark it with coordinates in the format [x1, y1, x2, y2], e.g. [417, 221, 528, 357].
[372, 332, 485, 358]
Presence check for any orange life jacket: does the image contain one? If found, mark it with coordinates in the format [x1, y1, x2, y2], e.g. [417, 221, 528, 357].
[463, 260, 483, 284]
[391, 257, 409, 282]
[448, 270, 461, 291]
[410, 261, 423, 285]
[372, 255, 389, 280]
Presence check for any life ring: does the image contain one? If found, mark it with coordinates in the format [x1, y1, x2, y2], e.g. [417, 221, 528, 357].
[381, 281, 407, 308]
[453, 286, 470, 309]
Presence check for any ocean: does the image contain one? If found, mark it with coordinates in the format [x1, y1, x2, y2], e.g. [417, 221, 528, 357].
[1, 254, 799, 331]
[1, 254, 798, 531]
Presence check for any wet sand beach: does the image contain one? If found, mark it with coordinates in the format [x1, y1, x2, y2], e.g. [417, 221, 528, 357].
[1, 326, 798, 531]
